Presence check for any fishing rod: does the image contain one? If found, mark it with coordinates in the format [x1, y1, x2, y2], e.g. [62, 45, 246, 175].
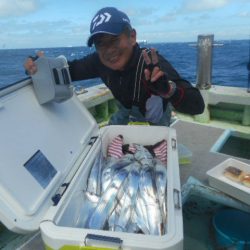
[248, 36, 250, 93]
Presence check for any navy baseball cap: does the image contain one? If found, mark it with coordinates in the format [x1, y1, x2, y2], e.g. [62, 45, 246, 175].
[87, 7, 132, 47]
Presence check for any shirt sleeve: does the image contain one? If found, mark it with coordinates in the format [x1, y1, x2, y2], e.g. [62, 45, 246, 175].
[68, 52, 101, 81]
[158, 53, 205, 115]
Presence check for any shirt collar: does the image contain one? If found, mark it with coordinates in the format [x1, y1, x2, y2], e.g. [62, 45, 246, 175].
[122, 43, 141, 71]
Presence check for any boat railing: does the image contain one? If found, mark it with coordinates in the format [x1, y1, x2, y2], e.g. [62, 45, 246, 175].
[0, 77, 31, 98]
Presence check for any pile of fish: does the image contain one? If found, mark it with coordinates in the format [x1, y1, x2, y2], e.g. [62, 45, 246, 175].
[75, 136, 168, 236]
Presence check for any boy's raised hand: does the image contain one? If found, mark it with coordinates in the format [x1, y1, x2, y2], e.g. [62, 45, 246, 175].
[23, 51, 44, 75]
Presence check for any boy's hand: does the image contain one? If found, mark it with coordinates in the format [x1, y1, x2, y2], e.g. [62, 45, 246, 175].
[142, 48, 170, 96]
[23, 51, 44, 75]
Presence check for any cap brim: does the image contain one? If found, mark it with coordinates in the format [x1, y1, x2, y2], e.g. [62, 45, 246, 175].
[87, 22, 132, 47]
[87, 31, 119, 47]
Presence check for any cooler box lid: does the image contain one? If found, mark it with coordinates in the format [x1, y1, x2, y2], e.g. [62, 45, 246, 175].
[0, 82, 98, 233]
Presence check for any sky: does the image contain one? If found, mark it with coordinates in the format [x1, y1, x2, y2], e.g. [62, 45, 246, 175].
[0, 0, 250, 49]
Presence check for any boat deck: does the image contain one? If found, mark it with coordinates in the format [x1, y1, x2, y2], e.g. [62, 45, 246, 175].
[172, 120, 250, 185]
[6, 120, 250, 250]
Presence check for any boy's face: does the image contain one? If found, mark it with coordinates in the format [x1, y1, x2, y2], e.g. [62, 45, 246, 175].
[95, 30, 136, 71]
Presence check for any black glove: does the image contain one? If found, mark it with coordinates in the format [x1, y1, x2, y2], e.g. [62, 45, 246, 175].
[145, 63, 175, 98]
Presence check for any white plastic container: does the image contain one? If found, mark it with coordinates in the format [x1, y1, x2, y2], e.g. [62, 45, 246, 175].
[207, 158, 250, 205]
[177, 144, 192, 165]
[0, 82, 183, 250]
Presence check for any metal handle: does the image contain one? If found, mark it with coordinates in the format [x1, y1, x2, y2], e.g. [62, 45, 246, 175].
[174, 188, 181, 209]
[84, 234, 122, 249]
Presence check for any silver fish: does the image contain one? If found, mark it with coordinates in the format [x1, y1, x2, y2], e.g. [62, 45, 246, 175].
[134, 144, 154, 167]
[101, 154, 134, 193]
[106, 153, 134, 167]
[86, 150, 104, 195]
[87, 169, 128, 229]
[139, 166, 164, 235]
[107, 209, 118, 231]
[155, 159, 168, 231]
[135, 193, 150, 234]
[107, 172, 130, 231]
[75, 191, 100, 228]
[81, 142, 167, 235]
[114, 163, 140, 232]
[126, 209, 141, 234]
[111, 166, 131, 214]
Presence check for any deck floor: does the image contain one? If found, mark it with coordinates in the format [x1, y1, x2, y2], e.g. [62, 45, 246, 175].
[7, 120, 250, 249]
[171, 120, 250, 185]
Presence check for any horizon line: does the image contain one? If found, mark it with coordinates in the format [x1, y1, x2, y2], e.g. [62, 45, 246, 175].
[1, 38, 249, 50]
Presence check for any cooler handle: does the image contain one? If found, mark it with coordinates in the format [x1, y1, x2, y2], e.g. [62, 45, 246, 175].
[84, 234, 123, 249]
[173, 188, 181, 209]
[171, 138, 177, 150]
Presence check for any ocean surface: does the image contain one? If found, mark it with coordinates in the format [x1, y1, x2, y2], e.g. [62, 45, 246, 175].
[0, 39, 249, 90]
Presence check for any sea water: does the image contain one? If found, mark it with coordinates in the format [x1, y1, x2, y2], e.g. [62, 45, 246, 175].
[0, 39, 249, 90]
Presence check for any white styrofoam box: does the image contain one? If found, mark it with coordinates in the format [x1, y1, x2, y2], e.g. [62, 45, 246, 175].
[207, 158, 250, 205]
[40, 125, 183, 250]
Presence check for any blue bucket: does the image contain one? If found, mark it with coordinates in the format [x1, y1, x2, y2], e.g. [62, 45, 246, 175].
[213, 209, 250, 250]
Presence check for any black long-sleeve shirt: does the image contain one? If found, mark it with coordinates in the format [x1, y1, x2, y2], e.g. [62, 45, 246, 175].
[68, 43, 204, 117]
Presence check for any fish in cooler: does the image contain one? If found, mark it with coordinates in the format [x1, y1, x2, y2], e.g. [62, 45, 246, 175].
[139, 166, 164, 235]
[75, 135, 168, 235]
[155, 159, 168, 227]
[86, 169, 128, 229]
[113, 162, 140, 232]
[101, 154, 134, 193]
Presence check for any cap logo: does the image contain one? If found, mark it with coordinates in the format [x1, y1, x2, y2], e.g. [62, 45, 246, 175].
[122, 18, 129, 23]
[92, 12, 112, 31]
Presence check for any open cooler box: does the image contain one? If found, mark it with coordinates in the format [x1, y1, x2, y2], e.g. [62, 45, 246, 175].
[0, 82, 183, 250]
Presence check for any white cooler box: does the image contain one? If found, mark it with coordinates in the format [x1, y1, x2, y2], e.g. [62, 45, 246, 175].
[0, 83, 183, 250]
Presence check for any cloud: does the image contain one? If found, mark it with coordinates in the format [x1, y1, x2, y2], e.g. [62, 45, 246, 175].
[124, 7, 156, 17]
[238, 11, 250, 17]
[158, 11, 178, 22]
[0, 18, 89, 48]
[124, 7, 157, 26]
[0, 0, 38, 17]
[181, 0, 230, 12]
[0, 18, 89, 37]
